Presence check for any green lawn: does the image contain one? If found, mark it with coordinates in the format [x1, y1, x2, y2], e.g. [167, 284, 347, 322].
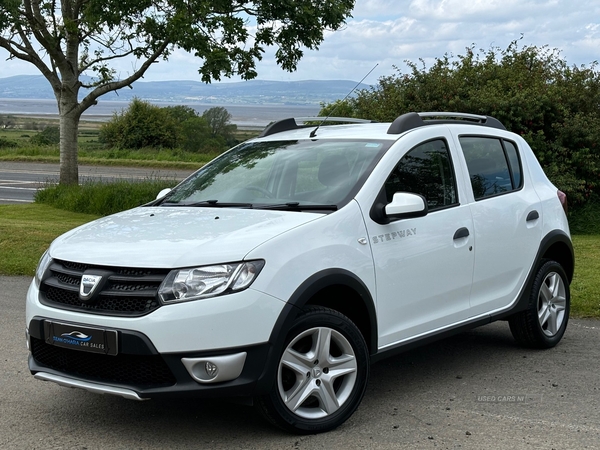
[0, 203, 598, 318]
[0, 204, 99, 276]
[570, 235, 600, 318]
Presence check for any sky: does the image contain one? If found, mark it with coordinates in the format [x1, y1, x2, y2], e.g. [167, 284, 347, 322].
[1, 0, 599, 85]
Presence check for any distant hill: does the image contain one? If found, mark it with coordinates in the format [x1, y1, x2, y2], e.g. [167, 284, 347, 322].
[0, 75, 370, 105]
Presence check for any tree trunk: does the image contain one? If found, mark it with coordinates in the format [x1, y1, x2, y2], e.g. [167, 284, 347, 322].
[58, 93, 81, 185]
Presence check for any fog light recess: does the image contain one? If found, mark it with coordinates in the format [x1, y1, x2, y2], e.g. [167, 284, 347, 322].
[181, 352, 247, 384]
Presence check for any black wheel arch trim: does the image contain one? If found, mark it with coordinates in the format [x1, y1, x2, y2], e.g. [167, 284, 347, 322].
[254, 269, 377, 393]
[539, 229, 574, 282]
[491, 229, 574, 322]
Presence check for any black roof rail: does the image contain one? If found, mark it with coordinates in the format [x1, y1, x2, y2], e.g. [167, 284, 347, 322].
[258, 117, 373, 138]
[387, 112, 506, 135]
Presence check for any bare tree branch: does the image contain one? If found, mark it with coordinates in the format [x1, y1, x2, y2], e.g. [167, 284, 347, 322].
[78, 40, 171, 114]
[23, 0, 67, 68]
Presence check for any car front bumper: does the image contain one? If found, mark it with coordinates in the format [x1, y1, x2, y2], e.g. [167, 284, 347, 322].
[26, 280, 286, 399]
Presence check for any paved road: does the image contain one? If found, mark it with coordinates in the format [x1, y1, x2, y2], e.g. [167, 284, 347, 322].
[0, 162, 195, 204]
[1, 276, 599, 449]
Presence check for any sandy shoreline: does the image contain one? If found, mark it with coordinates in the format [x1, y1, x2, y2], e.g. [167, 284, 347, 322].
[6, 113, 264, 130]
[10, 113, 110, 121]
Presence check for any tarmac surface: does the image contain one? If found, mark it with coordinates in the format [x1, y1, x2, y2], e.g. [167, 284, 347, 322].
[1, 275, 599, 449]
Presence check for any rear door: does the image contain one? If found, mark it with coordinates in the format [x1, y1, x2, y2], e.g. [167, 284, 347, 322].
[456, 134, 542, 315]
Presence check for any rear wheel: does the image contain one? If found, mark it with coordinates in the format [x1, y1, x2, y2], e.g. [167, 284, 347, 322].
[257, 306, 369, 434]
[509, 260, 570, 348]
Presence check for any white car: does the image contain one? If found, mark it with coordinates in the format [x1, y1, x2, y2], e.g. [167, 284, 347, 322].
[27, 112, 574, 433]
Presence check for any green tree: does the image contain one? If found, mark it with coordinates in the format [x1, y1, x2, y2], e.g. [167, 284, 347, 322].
[30, 126, 60, 145]
[99, 98, 178, 149]
[163, 105, 198, 124]
[0, 0, 355, 184]
[320, 42, 600, 206]
[202, 106, 237, 145]
[163, 105, 207, 150]
[180, 116, 215, 152]
[99, 99, 232, 152]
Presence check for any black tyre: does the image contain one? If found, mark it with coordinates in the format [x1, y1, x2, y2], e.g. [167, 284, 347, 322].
[257, 306, 370, 434]
[509, 259, 570, 348]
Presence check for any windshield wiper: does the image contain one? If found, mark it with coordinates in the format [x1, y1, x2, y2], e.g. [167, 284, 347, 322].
[259, 202, 338, 211]
[161, 200, 254, 208]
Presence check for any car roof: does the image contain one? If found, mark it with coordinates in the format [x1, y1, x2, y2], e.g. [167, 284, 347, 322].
[256, 122, 399, 142]
[256, 112, 507, 142]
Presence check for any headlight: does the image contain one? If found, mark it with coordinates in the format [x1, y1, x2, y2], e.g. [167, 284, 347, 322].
[34, 250, 52, 288]
[158, 260, 265, 303]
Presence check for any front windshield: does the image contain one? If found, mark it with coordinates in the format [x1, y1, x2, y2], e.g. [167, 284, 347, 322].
[161, 139, 389, 210]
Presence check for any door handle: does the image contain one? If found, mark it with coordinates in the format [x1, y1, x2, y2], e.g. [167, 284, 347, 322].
[453, 227, 470, 240]
[526, 210, 539, 221]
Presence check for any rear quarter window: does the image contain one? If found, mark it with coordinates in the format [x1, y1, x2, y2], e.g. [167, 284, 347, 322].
[459, 136, 523, 200]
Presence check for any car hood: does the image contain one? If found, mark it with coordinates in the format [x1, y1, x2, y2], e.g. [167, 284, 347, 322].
[49, 206, 322, 268]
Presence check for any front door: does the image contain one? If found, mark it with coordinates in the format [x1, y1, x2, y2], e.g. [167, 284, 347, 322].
[364, 136, 475, 349]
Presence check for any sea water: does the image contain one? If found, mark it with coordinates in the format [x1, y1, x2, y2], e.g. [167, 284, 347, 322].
[0, 98, 320, 127]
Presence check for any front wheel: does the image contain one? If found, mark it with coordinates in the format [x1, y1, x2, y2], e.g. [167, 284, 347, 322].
[509, 259, 570, 348]
[257, 307, 370, 434]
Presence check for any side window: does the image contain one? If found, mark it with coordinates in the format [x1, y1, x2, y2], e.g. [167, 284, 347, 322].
[384, 139, 458, 210]
[460, 136, 522, 200]
[503, 140, 523, 189]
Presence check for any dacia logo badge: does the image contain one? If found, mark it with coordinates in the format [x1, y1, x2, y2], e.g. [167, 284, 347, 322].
[80, 274, 103, 301]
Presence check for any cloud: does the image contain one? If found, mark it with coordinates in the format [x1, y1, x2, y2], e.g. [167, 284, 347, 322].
[278, 0, 600, 81]
[1, 0, 599, 84]
[407, 0, 560, 22]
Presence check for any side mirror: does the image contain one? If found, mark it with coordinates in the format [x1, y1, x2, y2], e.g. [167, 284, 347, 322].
[385, 192, 428, 219]
[156, 188, 172, 200]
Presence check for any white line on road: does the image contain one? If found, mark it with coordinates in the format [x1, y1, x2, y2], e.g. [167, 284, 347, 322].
[0, 179, 42, 183]
[0, 169, 57, 176]
[0, 198, 32, 203]
[0, 186, 38, 191]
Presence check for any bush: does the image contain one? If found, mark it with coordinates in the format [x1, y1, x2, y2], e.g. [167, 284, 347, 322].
[569, 198, 600, 235]
[30, 126, 60, 146]
[99, 98, 178, 149]
[24, 121, 42, 131]
[320, 41, 600, 207]
[180, 116, 208, 152]
[35, 179, 176, 216]
[0, 137, 19, 148]
[163, 105, 199, 124]
[99, 100, 238, 153]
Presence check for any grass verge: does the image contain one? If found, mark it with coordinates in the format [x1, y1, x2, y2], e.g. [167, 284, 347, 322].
[0, 204, 99, 276]
[35, 178, 175, 216]
[570, 235, 600, 318]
